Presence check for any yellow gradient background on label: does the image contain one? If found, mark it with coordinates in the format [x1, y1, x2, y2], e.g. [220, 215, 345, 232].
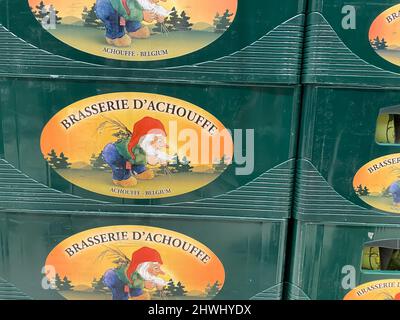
[344, 279, 400, 300]
[369, 4, 400, 66]
[353, 153, 400, 214]
[369, 4, 400, 46]
[40, 92, 233, 199]
[28, 0, 238, 61]
[28, 0, 237, 23]
[45, 225, 225, 300]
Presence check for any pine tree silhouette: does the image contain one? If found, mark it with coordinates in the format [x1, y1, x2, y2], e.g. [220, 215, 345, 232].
[92, 276, 108, 292]
[177, 11, 193, 31]
[84, 4, 103, 28]
[174, 282, 187, 296]
[371, 36, 389, 50]
[355, 184, 370, 196]
[206, 280, 221, 297]
[362, 186, 370, 196]
[355, 184, 364, 196]
[166, 279, 177, 296]
[180, 156, 193, 173]
[214, 9, 233, 33]
[60, 276, 74, 291]
[168, 154, 193, 173]
[165, 7, 180, 31]
[167, 154, 180, 173]
[213, 13, 220, 30]
[373, 37, 381, 50]
[379, 38, 388, 50]
[47, 149, 59, 168]
[213, 155, 229, 173]
[33, 3, 61, 29]
[58, 152, 72, 169]
[54, 273, 63, 290]
[47, 150, 72, 169]
[34, 1, 47, 22]
[90, 153, 109, 170]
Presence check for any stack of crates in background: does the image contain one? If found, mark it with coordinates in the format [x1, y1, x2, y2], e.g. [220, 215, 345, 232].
[287, 0, 400, 300]
[0, 0, 306, 300]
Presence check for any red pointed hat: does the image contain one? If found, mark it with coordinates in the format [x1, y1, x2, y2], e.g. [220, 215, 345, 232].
[128, 117, 167, 159]
[126, 247, 163, 280]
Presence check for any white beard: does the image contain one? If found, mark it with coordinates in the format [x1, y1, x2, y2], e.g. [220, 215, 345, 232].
[136, 262, 167, 287]
[140, 134, 171, 163]
[135, 0, 170, 18]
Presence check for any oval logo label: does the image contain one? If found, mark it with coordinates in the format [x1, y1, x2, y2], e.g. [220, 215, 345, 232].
[344, 279, 400, 300]
[353, 154, 400, 214]
[44, 225, 225, 300]
[28, 0, 238, 61]
[40, 92, 233, 199]
[369, 4, 400, 67]
[41, 92, 233, 199]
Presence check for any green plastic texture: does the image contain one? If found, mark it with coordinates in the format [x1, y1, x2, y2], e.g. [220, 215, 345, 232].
[0, 277, 32, 300]
[287, 218, 400, 300]
[0, 78, 301, 219]
[295, 85, 400, 222]
[0, 209, 288, 300]
[0, 1, 306, 85]
[304, 1, 400, 86]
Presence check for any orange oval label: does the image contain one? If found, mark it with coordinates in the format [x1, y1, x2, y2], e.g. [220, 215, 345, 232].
[344, 279, 400, 300]
[353, 154, 400, 214]
[28, 0, 237, 61]
[40, 92, 233, 199]
[369, 4, 400, 67]
[44, 225, 225, 300]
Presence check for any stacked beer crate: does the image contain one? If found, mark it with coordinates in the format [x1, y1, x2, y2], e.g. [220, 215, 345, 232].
[0, 0, 305, 300]
[287, 0, 400, 300]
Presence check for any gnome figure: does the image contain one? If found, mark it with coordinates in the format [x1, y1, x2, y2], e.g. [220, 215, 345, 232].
[102, 116, 170, 187]
[103, 247, 167, 300]
[95, 0, 168, 47]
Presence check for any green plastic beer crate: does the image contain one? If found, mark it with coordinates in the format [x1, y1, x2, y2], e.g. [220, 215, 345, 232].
[0, 0, 306, 84]
[294, 85, 400, 219]
[305, 0, 400, 86]
[287, 214, 400, 300]
[285, 0, 400, 301]
[0, 208, 288, 300]
[0, 0, 306, 301]
[0, 77, 299, 299]
[0, 77, 300, 218]
[296, 0, 400, 219]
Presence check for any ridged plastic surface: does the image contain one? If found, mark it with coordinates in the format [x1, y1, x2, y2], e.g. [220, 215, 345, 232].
[0, 15, 305, 85]
[294, 160, 400, 224]
[285, 283, 311, 300]
[286, 219, 400, 300]
[0, 158, 295, 219]
[0, 209, 288, 300]
[250, 284, 283, 300]
[303, 13, 400, 86]
[0, 277, 31, 300]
